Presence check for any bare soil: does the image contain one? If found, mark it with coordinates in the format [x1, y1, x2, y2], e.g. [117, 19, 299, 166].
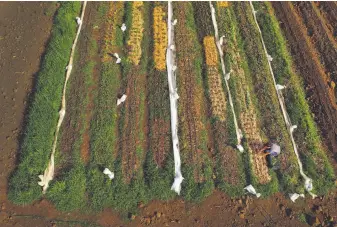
[314, 2, 337, 41]
[1, 2, 337, 227]
[292, 2, 337, 93]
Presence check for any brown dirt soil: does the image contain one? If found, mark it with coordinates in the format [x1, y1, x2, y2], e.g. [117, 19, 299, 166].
[292, 2, 337, 90]
[314, 2, 337, 42]
[272, 2, 337, 168]
[1, 2, 337, 227]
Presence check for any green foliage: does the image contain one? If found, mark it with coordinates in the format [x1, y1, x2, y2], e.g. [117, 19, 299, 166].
[181, 159, 214, 202]
[47, 30, 99, 210]
[8, 2, 81, 205]
[191, 2, 214, 42]
[143, 151, 175, 201]
[47, 162, 86, 211]
[297, 213, 306, 224]
[254, 2, 335, 195]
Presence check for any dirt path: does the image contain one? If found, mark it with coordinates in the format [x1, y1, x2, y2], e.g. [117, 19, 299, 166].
[272, 2, 337, 169]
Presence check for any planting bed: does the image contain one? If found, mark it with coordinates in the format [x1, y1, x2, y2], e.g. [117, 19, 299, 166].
[6, 1, 336, 217]
[143, 2, 174, 201]
[174, 2, 213, 201]
[272, 2, 337, 170]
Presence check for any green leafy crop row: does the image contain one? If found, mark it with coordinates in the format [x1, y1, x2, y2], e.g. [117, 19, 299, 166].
[8, 2, 82, 205]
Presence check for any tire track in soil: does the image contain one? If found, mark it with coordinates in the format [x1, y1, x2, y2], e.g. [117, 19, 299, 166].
[272, 2, 337, 167]
[313, 2, 337, 42]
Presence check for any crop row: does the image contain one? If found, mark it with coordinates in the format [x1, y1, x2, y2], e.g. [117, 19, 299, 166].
[143, 2, 174, 201]
[8, 2, 82, 205]
[86, 2, 125, 211]
[203, 36, 227, 121]
[174, 2, 213, 201]
[153, 5, 167, 71]
[46, 2, 105, 211]
[254, 2, 335, 194]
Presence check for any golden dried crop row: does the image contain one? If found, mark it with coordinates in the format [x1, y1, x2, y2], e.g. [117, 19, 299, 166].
[217, 1, 229, 8]
[203, 36, 226, 120]
[127, 1, 144, 65]
[203, 36, 219, 66]
[102, 2, 124, 62]
[240, 110, 271, 184]
[207, 67, 227, 121]
[153, 6, 167, 71]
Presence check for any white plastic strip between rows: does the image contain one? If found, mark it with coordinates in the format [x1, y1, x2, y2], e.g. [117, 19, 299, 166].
[38, 1, 87, 194]
[249, 2, 316, 199]
[209, 2, 243, 152]
[167, 1, 183, 195]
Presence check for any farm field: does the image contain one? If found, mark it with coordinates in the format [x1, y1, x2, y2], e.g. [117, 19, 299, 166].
[1, 1, 337, 226]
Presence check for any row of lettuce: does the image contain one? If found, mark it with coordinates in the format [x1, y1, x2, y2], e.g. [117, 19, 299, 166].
[8, 1, 334, 213]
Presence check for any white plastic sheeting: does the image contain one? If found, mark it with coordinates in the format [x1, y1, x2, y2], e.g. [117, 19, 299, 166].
[167, 1, 183, 195]
[209, 2, 243, 152]
[76, 17, 82, 25]
[113, 53, 121, 64]
[38, 1, 87, 194]
[103, 168, 115, 180]
[117, 94, 127, 106]
[250, 2, 316, 198]
[121, 23, 127, 32]
[289, 193, 305, 202]
[244, 185, 261, 198]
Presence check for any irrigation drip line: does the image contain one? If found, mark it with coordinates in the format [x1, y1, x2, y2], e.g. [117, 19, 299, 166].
[38, 1, 87, 194]
[249, 1, 316, 198]
[167, 1, 183, 195]
[209, 2, 243, 152]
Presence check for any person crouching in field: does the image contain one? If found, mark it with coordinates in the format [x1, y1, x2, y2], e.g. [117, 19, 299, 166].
[260, 143, 281, 168]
